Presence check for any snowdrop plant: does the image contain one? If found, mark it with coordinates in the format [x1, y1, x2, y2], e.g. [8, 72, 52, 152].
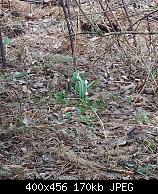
[71, 71, 89, 101]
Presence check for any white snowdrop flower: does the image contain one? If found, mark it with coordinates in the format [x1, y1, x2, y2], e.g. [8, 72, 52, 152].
[85, 91, 88, 96]
[85, 80, 88, 84]
[76, 73, 80, 80]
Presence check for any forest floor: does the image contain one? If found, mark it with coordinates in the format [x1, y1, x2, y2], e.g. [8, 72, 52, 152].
[0, 0, 158, 180]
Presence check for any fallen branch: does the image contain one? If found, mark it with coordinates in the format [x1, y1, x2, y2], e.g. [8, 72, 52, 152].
[67, 31, 158, 37]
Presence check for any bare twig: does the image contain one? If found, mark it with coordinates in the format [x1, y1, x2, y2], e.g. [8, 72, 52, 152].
[61, 0, 74, 58]
[67, 30, 158, 37]
[126, 8, 158, 31]
[120, 0, 137, 46]
[0, 28, 6, 68]
[91, 107, 107, 139]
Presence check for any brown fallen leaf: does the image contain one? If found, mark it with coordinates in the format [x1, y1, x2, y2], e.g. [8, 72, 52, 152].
[134, 95, 145, 106]
[135, 79, 144, 92]
[62, 107, 76, 113]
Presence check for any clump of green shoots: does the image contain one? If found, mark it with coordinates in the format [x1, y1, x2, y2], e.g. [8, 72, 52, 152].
[135, 111, 150, 125]
[70, 71, 89, 101]
[54, 71, 107, 136]
[144, 139, 157, 153]
[54, 90, 66, 103]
